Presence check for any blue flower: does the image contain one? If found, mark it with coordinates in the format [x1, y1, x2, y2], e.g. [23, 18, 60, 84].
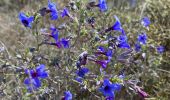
[75, 77, 83, 83]
[106, 49, 113, 58]
[19, 12, 34, 28]
[135, 43, 141, 52]
[61, 38, 70, 48]
[112, 16, 123, 32]
[117, 41, 130, 49]
[76, 67, 89, 78]
[50, 25, 59, 42]
[48, 0, 58, 20]
[98, 0, 108, 12]
[98, 46, 105, 52]
[105, 96, 114, 100]
[64, 91, 72, 100]
[99, 79, 121, 97]
[156, 46, 164, 54]
[117, 35, 130, 49]
[49, 25, 70, 48]
[137, 33, 147, 44]
[61, 8, 70, 18]
[141, 17, 150, 27]
[24, 64, 48, 91]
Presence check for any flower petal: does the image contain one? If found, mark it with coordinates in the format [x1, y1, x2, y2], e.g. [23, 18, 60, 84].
[36, 64, 45, 72]
[33, 78, 41, 88]
[38, 71, 48, 78]
[24, 78, 31, 85]
[19, 12, 27, 20]
[28, 16, 34, 22]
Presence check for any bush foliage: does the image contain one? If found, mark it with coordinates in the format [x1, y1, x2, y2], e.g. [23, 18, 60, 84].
[0, 0, 170, 100]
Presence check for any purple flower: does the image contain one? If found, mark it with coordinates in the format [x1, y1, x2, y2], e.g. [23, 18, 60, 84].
[48, 26, 69, 48]
[63, 91, 72, 100]
[76, 67, 89, 78]
[99, 79, 121, 97]
[104, 16, 123, 33]
[141, 17, 150, 27]
[105, 96, 114, 100]
[48, 0, 58, 20]
[98, 0, 108, 12]
[61, 8, 70, 18]
[24, 64, 48, 91]
[137, 33, 147, 45]
[156, 46, 164, 53]
[19, 12, 34, 28]
[95, 60, 108, 68]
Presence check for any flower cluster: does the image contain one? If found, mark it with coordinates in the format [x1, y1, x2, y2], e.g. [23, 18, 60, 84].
[16, 0, 166, 99]
[44, 25, 70, 48]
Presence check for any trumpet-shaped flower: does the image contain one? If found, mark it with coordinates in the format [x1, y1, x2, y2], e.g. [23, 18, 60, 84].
[112, 16, 123, 32]
[61, 8, 70, 18]
[141, 17, 150, 27]
[61, 38, 70, 48]
[24, 64, 48, 91]
[48, 0, 58, 20]
[99, 0, 108, 12]
[99, 79, 121, 97]
[19, 12, 34, 28]
[50, 25, 59, 42]
[117, 35, 130, 49]
[156, 46, 164, 54]
[137, 33, 147, 45]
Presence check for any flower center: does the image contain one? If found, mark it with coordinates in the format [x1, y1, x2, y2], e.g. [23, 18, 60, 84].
[22, 20, 29, 27]
[104, 86, 110, 92]
[31, 71, 38, 78]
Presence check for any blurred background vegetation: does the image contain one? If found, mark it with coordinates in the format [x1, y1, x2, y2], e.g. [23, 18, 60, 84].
[0, 0, 170, 99]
